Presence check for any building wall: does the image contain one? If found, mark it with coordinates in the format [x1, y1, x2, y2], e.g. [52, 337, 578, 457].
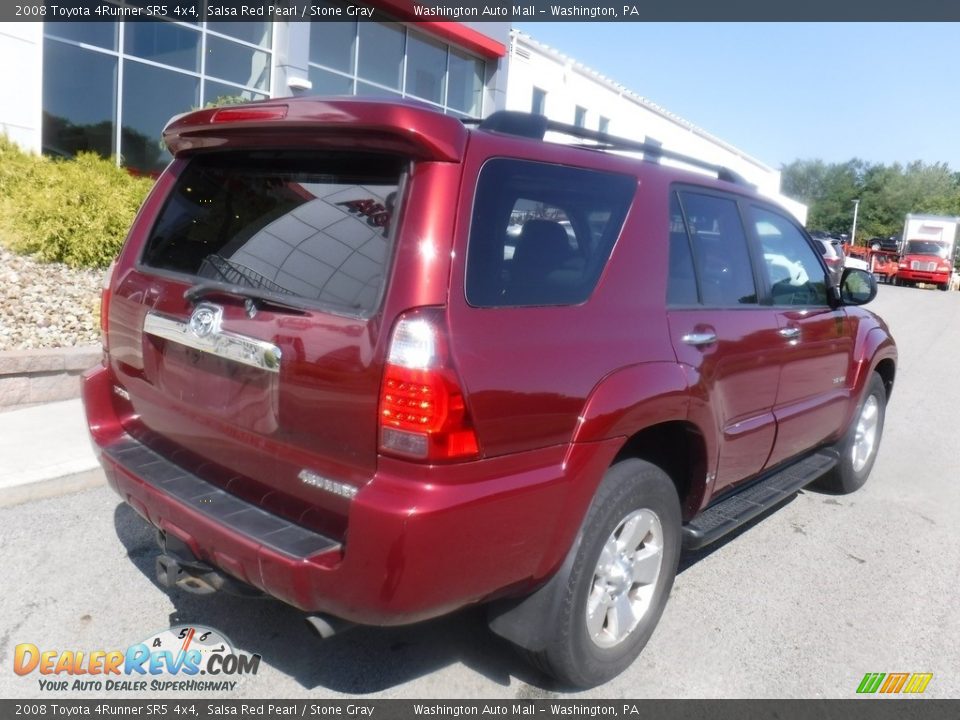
[0, 22, 43, 153]
[506, 31, 807, 223]
[0, 14, 507, 173]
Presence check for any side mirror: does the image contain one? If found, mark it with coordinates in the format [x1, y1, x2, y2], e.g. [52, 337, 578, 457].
[839, 268, 877, 305]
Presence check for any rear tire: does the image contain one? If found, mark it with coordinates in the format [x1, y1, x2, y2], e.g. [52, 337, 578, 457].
[521, 459, 681, 688]
[817, 373, 886, 494]
[938, 283, 949, 292]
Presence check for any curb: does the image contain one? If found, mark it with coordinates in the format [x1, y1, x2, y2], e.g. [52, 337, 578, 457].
[0, 467, 106, 509]
[0, 345, 100, 410]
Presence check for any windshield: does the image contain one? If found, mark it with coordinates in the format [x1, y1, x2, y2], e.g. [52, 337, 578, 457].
[142, 150, 407, 316]
[904, 240, 948, 257]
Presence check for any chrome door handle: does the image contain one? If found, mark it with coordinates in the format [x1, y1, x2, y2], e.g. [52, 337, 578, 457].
[681, 331, 717, 346]
[778, 327, 801, 340]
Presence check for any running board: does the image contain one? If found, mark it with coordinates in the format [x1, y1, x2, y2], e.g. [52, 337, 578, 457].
[682, 450, 838, 550]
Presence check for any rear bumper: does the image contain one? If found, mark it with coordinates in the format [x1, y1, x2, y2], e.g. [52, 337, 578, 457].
[82, 363, 620, 625]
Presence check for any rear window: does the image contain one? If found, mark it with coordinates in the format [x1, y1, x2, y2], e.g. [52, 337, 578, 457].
[466, 159, 634, 307]
[141, 151, 407, 315]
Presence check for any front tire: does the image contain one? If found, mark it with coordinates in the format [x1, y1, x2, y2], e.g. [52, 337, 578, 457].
[523, 459, 681, 687]
[817, 373, 887, 494]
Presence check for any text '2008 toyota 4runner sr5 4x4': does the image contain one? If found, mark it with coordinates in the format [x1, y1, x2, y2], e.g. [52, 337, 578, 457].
[83, 98, 897, 688]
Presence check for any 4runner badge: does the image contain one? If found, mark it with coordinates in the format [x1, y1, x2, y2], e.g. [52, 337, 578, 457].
[188, 304, 222, 338]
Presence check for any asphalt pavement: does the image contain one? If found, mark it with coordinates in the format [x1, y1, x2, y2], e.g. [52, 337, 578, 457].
[1, 283, 958, 699]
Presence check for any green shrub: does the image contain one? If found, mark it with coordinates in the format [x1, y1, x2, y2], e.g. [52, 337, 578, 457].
[0, 136, 153, 268]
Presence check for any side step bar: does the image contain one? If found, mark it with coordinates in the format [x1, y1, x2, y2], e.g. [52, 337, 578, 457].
[682, 450, 838, 550]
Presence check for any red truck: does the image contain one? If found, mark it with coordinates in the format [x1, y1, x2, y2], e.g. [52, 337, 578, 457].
[894, 214, 959, 291]
[82, 98, 897, 687]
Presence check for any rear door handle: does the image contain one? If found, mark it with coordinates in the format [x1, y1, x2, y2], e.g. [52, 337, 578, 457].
[778, 327, 801, 340]
[681, 331, 717, 347]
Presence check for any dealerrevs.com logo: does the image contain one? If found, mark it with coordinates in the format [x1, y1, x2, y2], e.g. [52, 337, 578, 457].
[14, 625, 260, 693]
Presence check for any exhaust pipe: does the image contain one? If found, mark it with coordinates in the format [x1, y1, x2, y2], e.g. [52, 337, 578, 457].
[305, 614, 354, 639]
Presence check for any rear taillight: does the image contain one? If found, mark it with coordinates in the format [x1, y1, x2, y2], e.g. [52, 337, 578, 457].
[99, 260, 116, 352]
[379, 309, 479, 462]
[825, 257, 842, 270]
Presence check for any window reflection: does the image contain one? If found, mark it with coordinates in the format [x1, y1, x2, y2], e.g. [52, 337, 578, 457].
[357, 22, 404, 90]
[42, 41, 117, 158]
[447, 49, 483, 115]
[205, 34, 270, 90]
[121, 61, 198, 172]
[44, 22, 117, 50]
[124, 22, 200, 72]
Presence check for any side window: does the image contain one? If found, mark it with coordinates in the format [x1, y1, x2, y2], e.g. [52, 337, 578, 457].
[750, 207, 828, 307]
[466, 159, 634, 308]
[679, 191, 758, 306]
[667, 193, 698, 305]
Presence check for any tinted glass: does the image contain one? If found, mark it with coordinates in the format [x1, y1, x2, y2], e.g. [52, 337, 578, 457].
[357, 22, 403, 90]
[45, 22, 117, 50]
[307, 67, 354, 96]
[532, 87, 546, 115]
[667, 193, 698, 305]
[206, 22, 271, 48]
[142, 152, 406, 316]
[308, 11, 355, 72]
[467, 159, 635, 307]
[406, 31, 446, 105]
[750, 207, 828, 306]
[121, 61, 198, 173]
[447, 49, 483, 115]
[356, 82, 401, 99]
[679, 192, 757, 306]
[205, 35, 270, 90]
[42, 40, 117, 158]
[124, 22, 200, 72]
[203, 81, 267, 107]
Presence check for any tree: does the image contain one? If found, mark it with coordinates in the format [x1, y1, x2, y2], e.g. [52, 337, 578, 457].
[781, 158, 960, 245]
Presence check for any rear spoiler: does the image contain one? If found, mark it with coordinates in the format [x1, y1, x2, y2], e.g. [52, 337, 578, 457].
[162, 97, 468, 163]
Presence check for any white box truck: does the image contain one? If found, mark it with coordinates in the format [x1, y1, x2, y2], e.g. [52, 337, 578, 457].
[895, 214, 960, 291]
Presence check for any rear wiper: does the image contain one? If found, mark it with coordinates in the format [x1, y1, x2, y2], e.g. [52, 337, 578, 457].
[184, 281, 308, 315]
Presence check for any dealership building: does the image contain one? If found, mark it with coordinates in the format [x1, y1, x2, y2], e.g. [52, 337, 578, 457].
[0, 11, 803, 217]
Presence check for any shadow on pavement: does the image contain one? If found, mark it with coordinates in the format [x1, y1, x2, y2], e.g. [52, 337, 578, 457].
[112, 503, 554, 694]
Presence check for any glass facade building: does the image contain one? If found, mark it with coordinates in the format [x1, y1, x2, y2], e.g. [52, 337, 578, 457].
[43, 21, 272, 172]
[30, 8, 508, 173]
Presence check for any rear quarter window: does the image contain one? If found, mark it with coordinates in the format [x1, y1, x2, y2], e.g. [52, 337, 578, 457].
[141, 151, 407, 316]
[466, 159, 634, 307]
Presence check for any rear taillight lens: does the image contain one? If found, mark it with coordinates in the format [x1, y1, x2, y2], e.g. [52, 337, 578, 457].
[99, 260, 116, 352]
[825, 257, 842, 270]
[379, 310, 479, 462]
[211, 105, 287, 123]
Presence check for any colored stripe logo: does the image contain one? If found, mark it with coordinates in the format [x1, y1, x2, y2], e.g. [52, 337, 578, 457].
[857, 672, 933, 694]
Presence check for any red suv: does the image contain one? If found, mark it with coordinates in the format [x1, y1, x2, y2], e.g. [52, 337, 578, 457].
[83, 98, 896, 687]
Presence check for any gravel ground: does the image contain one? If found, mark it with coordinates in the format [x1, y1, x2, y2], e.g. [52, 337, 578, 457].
[0, 245, 103, 351]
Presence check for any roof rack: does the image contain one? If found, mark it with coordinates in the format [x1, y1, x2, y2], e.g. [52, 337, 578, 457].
[465, 110, 752, 187]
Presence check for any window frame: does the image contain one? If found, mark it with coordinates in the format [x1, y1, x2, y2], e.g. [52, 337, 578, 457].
[464, 157, 636, 309]
[670, 184, 833, 310]
[673, 185, 765, 309]
[744, 201, 833, 309]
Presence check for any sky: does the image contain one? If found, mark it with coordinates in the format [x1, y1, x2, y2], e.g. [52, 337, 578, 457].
[514, 23, 960, 172]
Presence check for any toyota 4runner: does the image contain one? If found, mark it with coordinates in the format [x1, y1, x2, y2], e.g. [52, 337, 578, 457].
[83, 98, 897, 687]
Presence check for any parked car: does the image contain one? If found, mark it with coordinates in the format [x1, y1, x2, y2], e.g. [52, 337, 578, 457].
[869, 237, 900, 253]
[816, 237, 869, 276]
[83, 99, 897, 688]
